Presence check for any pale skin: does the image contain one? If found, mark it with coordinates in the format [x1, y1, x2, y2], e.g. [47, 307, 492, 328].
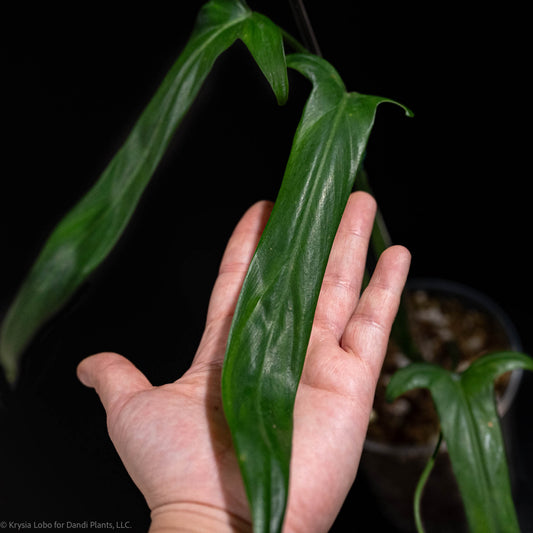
[77, 191, 411, 533]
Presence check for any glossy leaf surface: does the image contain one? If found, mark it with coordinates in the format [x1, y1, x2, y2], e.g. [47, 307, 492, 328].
[387, 351, 533, 533]
[222, 53, 411, 533]
[0, 0, 287, 383]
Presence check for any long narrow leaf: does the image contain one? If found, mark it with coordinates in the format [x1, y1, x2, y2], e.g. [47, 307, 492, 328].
[0, 0, 287, 383]
[387, 351, 533, 533]
[222, 53, 411, 533]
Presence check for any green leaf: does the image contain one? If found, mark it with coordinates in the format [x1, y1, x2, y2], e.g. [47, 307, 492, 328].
[222, 53, 411, 533]
[0, 0, 287, 384]
[387, 351, 533, 533]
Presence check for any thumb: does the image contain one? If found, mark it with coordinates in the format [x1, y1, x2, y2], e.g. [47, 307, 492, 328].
[77, 352, 152, 414]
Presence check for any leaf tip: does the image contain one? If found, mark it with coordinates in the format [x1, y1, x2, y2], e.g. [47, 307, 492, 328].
[0, 343, 18, 387]
[404, 106, 415, 118]
[274, 83, 289, 106]
[389, 99, 414, 118]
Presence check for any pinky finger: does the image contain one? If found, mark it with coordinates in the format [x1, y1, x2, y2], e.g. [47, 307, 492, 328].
[341, 245, 411, 384]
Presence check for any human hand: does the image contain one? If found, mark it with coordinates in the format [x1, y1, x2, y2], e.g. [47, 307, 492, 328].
[77, 191, 410, 533]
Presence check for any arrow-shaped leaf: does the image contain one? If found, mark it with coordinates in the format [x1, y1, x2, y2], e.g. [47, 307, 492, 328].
[0, 0, 287, 383]
[387, 351, 533, 533]
[221, 53, 411, 533]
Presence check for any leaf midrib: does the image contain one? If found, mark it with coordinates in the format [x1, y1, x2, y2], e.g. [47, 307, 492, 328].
[457, 378, 501, 530]
[253, 93, 349, 447]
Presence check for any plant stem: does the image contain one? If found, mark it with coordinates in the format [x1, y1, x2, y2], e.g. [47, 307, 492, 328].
[288, 0, 322, 57]
[414, 432, 443, 533]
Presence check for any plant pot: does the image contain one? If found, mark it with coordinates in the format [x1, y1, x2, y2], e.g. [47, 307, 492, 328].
[359, 278, 523, 533]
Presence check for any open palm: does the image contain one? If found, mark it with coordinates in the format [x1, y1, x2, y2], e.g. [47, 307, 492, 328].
[77, 191, 410, 532]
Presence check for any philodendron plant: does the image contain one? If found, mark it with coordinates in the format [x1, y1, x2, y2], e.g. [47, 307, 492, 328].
[0, 2, 530, 533]
[388, 352, 532, 533]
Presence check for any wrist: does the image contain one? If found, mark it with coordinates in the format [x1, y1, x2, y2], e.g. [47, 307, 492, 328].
[149, 502, 252, 533]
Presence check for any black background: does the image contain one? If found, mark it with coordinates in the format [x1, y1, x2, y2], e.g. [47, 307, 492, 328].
[1, 2, 531, 531]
